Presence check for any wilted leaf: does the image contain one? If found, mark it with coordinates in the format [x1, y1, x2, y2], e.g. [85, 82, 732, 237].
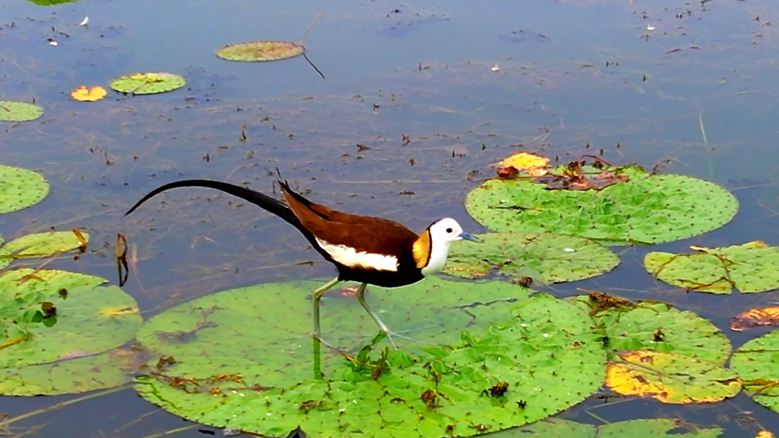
[645, 241, 779, 293]
[730, 306, 779, 331]
[0, 100, 44, 122]
[109, 72, 186, 95]
[466, 165, 738, 244]
[606, 350, 740, 403]
[70, 85, 107, 102]
[215, 40, 305, 62]
[531, 161, 628, 190]
[496, 152, 549, 178]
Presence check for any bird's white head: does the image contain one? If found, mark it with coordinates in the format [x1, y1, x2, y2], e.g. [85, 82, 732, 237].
[418, 217, 479, 276]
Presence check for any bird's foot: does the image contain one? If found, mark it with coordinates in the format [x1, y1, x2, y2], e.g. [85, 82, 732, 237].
[311, 333, 348, 352]
[380, 329, 438, 350]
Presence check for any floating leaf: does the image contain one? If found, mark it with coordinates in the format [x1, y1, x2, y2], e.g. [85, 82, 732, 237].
[0, 347, 133, 396]
[3, 230, 89, 258]
[729, 330, 779, 414]
[496, 152, 549, 178]
[491, 418, 726, 438]
[0, 269, 141, 368]
[730, 306, 779, 331]
[109, 72, 186, 95]
[645, 241, 779, 293]
[569, 293, 732, 364]
[465, 166, 738, 244]
[215, 40, 305, 62]
[26, 0, 82, 4]
[0, 100, 44, 122]
[606, 350, 740, 404]
[134, 278, 606, 437]
[0, 164, 49, 214]
[70, 85, 107, 102]
[530, 160, 628, 190]
[443, 232, 618, 284]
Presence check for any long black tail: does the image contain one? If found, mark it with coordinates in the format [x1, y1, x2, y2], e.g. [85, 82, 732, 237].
[125, 179, 302, 229]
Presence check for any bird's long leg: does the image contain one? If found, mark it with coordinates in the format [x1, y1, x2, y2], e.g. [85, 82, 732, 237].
[312, 277, 341, 340]
[354, 283, 399, 349]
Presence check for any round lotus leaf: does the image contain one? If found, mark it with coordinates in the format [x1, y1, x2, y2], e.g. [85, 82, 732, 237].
[0, 234, 8, 271]
[0, 268, 141, 368]
[596, 419, 725, 438]
[0, 100, 44, 122]
[109, 72, 186, 95]
[606, 350, 740, 404]
[465, 167, 738, 244]
[443, 232, 618, 284]
[730, 329, 779, 413]
[215, 40, 305, 62]
[0, 348, 132, 396]
[568, 294, 731, 364]
[0, 164, 49, 214]
[490, 418, 725, 438]
[3, 230, 89, 259]
[134, 277, 606, 437]
[645, 241, 779, 294]
[26, 0, 82, 4]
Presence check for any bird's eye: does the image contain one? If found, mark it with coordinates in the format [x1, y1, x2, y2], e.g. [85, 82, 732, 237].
[446, 228, 453, 233]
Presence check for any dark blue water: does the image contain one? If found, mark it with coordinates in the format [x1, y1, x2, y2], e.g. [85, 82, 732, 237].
[1, 0, 779, 436]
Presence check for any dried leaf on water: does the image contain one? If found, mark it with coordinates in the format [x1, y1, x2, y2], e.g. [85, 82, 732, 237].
[70, 85, 107, 102]
[730, 306, 779, 331]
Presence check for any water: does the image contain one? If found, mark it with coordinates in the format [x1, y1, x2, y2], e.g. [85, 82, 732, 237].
[1, 0, 779, 436]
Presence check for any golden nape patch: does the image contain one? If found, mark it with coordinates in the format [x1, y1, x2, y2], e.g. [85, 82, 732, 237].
[412, 230, 432, 269]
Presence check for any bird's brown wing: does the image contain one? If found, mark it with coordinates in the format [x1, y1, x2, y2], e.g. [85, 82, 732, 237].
[279, 181, 358, 223]
[279, 181, 418, 256]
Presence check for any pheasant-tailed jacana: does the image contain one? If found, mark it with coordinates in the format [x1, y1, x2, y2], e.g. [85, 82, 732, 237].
[126, 179, 479, 347]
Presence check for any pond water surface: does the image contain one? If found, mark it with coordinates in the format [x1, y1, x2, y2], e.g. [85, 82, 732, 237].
[2, 0, 779, 436]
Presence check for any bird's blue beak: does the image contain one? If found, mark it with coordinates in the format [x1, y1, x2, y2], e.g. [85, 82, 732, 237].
[459, 232, 481, 243]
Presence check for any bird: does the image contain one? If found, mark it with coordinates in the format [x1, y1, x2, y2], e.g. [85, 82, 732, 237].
[125, 178, 479, 348]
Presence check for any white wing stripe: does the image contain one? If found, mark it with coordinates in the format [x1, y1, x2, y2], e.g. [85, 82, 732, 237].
[316, 238, 399, 272]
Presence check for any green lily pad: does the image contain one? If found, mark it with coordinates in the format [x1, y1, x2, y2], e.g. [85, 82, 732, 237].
[0, 268, 141, 368]
[0, 164, 49, 214]
[215, 40, 305, 62]
[0, 100, 44, 122]
[465, 166, 738, 244]
[645, 241, 779, 294]
[443, 232, 618, 284]
[2, 230, 89, 259]
[491, 418, 726, 438]
[134, 278, 606, 437]
[0, 347, 132, 396]
[109, 72, 186, 95]
[568, 294, 731, 364]
[729, 329, 779, 413]
[26, 0, 82, 4]
[0, 235, 9, 271]
[607, 350, 740, 404]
